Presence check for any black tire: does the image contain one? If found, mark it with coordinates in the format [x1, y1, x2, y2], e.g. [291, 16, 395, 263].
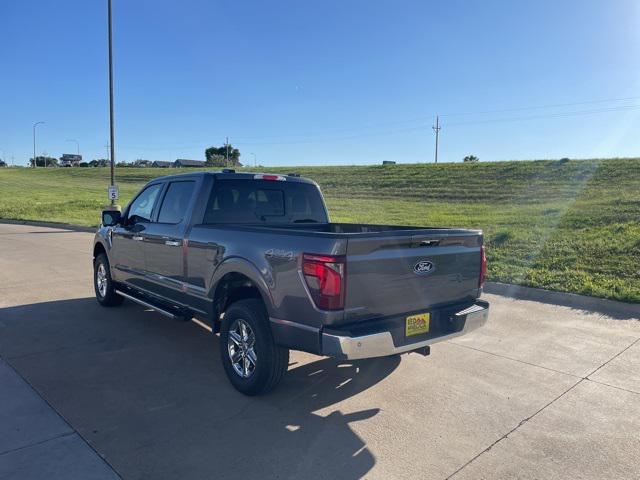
[220, 299, 289, 396]
[94, 253, 124, 307]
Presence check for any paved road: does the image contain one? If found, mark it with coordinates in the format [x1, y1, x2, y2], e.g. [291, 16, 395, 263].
[1, 223, 639, 480]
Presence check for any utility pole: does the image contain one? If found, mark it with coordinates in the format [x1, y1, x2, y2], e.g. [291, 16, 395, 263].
[432, 115, 441, 164]
[33, 121, 45, 168]
[107, 0, 117, 206]
[250, 152, 257, 168]
[225, 137, 229, 167]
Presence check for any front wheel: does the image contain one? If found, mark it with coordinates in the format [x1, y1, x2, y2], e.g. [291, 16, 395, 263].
[94, 253, 123, 307]
[220, 299, 289, 395]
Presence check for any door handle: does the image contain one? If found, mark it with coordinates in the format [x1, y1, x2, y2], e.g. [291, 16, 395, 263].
[419, 240, 440, 247]
[132, 235, 145, 242]
[165, 240, 181, 247]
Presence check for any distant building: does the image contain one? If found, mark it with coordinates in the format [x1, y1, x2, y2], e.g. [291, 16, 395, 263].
[152, 161, 172, 168]
[174, 159, 205, 168]
[382, 160, 396, 165]
[60, 154, 82, 167]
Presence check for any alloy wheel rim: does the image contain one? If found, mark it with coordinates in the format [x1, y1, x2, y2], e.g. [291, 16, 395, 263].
[96, 263, 108, 298]
[227, 318, 257, 378]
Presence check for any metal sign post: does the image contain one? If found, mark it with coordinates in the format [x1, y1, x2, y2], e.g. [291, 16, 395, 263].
[107, 0, 118, 208]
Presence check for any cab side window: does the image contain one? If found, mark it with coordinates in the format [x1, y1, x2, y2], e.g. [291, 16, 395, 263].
[157, 181, 196, 224]
[127, 184, 162, 224]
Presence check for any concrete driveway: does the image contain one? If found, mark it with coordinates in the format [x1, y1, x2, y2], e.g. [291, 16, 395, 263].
[0, 223, 638, 479]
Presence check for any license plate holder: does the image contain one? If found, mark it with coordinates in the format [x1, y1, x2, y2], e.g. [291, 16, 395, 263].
[405, 312, 430, 337]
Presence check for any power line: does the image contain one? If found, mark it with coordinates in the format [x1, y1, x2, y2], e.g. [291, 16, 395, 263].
[226, 103, 640, 144]
[113, 100, 640, 150]
[445, 104, 640, 127]
[231, 104, 640, 145]
[440, 95, 640, 117]
[227, 95, 640, 140]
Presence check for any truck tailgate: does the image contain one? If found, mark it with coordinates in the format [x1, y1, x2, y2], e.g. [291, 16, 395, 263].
[343, 231, 482, 323]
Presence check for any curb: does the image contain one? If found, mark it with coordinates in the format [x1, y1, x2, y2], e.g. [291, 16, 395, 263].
[485, 282, 639, 320]
[0, 219, 96, 234]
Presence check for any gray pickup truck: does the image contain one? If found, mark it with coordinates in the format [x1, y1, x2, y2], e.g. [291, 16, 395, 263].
[93, 171, 489, 395]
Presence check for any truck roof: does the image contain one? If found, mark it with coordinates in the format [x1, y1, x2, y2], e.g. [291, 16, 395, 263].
[145, 170, 318, 186]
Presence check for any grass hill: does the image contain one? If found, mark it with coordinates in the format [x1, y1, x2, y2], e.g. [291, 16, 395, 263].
[1, 158, 638, 303]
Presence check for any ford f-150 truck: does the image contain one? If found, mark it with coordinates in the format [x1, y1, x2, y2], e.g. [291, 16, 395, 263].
[93, 171, 489, 395]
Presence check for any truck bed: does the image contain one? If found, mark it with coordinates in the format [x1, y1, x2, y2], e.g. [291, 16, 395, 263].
[192, 222, 483, 324]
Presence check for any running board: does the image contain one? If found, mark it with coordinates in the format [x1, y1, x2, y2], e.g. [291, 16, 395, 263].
[115, 289, 179, 320]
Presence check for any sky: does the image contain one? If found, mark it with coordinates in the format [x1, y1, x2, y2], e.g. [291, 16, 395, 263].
[1, 0, 639, 167]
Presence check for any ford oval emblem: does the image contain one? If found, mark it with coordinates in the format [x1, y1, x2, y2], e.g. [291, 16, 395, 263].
[414, 260, 435, 275]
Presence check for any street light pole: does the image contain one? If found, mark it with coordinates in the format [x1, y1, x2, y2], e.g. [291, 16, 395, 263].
[33, 121, 44, 168]
[225, 137, 229, 167]
[66, 139, 80, 156]
[107, 0, 116, 206]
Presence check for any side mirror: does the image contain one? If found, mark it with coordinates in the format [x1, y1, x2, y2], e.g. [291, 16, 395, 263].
[102, 210, 122, 227]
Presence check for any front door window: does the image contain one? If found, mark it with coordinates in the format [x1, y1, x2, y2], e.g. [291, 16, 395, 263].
[128, 184, 162, 224]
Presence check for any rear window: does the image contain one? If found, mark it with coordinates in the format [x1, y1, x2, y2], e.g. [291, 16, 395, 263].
[203, 179, 328, 224]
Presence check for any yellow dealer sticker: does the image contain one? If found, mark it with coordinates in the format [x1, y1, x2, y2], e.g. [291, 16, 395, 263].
[406, 312, 430, 337]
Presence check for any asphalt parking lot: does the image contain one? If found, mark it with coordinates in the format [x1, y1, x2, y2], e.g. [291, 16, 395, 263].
[1, 223, 639, 479]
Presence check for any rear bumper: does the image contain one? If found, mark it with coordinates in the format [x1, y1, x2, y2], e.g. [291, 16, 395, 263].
[321, 300, 489, 360]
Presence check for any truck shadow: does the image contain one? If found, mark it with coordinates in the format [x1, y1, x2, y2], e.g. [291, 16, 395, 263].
[0, 297, 401, 479]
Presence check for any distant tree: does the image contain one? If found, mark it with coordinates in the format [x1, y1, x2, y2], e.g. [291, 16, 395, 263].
[0, 160, 6, 167]
[89, 159, 109, 167]
[29, 156, 58, 167]
[79, 162, 89, 167]
[205, 154, 226, 167]
[116, 161, 130, 167]
[463, 155, 479, 163]
[205, 144, 242, 167]
[133, 159, 152, 168]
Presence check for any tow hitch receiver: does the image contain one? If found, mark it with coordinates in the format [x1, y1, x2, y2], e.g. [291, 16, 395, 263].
[411, 346, 431, 357]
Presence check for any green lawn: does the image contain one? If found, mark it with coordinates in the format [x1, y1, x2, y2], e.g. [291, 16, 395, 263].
[1, 159, 639, 303]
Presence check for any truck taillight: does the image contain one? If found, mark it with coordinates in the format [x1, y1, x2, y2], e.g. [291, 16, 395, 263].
[302, 253, 346, 310]
[479, 245, 487, 288]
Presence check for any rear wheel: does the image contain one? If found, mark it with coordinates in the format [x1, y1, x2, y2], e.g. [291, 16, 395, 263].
[94, 253, 123, 307]
[220, 299, 289, 395]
